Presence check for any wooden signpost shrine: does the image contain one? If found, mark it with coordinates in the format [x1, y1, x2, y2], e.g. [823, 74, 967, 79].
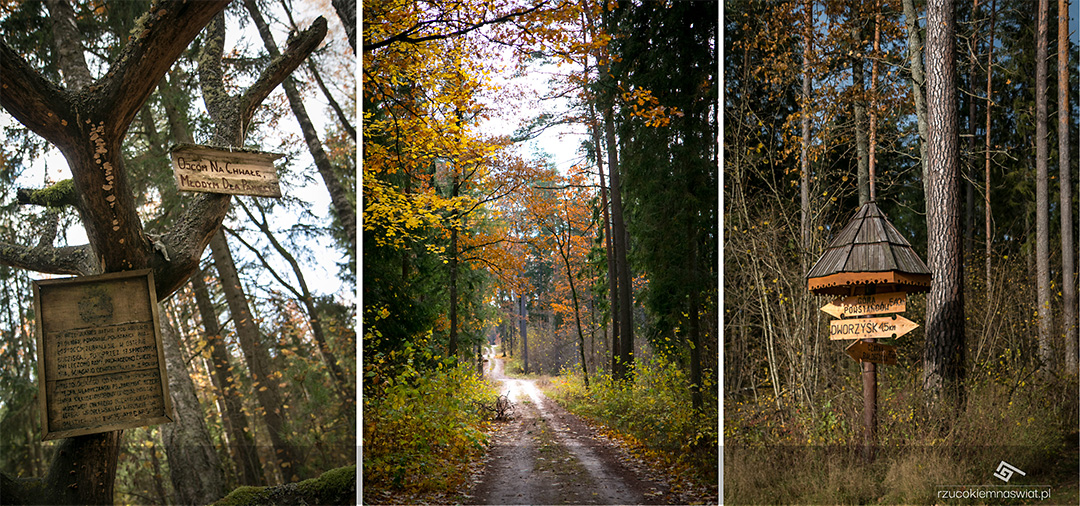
[33, 269, 172, 440]
[807, 201, 931, 461]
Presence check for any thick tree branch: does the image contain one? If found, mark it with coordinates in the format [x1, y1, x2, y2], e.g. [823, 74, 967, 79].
[238, 16, 329, 129]
[199, 13, 236, 140]
[16, 179, 78, 208]
[152, 14, 327, 300]
[0, 40, 76, 146]
[95, 0, 232, 139]
[0, 242, 95, 276]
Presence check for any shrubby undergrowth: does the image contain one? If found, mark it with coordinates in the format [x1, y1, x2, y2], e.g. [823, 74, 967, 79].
[546, 355, 719, 486]
[362, 351, 497, 494]
[725, 373, 1079, 505]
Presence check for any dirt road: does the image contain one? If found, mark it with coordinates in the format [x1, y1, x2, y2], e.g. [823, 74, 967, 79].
[468, 346, 672, 505]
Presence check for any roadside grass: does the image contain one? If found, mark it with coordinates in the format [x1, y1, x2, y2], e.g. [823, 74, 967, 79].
[725, 374, 1079, 505]
[362, 359, 499, 499]
[544, 355, 720, 495]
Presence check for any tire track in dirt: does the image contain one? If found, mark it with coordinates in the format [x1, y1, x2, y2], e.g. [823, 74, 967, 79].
[469, 347, 669, 505]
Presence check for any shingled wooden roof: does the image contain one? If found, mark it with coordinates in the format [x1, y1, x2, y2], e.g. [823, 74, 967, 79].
[807, 201, 931, 295]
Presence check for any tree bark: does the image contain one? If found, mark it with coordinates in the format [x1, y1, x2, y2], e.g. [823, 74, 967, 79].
[589, 112, 619, 376]
[210, 231, 301, 480]
[923, 0, 966, 404]
[1035, 0, 1054, 372]
[159, 312, 227, 505]
[520, 294, 529, 374]
[331, 0, 357, 52]
[604, 105, 634, 380]
[43, 0, 93, 90]
[902, 0, 930, 189]
[801, 0, 813, 254]
[869, 1, 881, 202]
[191, 273, 266, 486]
[1058, 0, 1077, 376]
[985, 0, 996, 306]
[851, 8, 870, 206]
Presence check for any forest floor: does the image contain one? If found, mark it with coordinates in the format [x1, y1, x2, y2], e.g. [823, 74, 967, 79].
[464, 347, 691, 505]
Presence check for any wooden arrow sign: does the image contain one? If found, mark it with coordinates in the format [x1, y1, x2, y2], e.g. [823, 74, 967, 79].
[829, 314, 919, 340]
[820, 292, 907, 319]
[844, 340, 898, 365]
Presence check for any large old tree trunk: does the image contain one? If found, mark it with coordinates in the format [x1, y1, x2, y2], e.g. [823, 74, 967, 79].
[923, 0, 966, 405]
[0, 1, 325, 502]
[902, 0, 930, 190]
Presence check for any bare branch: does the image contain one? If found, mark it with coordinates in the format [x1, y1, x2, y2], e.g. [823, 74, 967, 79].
[363, 1, 553, 51]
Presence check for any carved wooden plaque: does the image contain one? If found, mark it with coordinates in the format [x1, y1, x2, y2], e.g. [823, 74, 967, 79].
[170, 143, 284, 198]
[33, 269, 172, 440]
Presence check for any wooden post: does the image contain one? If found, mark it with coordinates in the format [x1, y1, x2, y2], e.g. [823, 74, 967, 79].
[859, 286, 877, 462]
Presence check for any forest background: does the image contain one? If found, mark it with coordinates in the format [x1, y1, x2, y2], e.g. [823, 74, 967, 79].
[363, 0, 719, 500]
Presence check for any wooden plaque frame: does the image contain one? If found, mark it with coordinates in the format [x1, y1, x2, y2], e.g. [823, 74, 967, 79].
[33, 269, 173, 440]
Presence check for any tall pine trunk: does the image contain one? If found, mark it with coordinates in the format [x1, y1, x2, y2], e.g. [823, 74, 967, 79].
[1035, 0, 1054, 372]
[210, 231, 301, 480]
[902, 0, 930, 189]
[604, 106, 634, 379]
[923, 0, 966, 405]
[852, 14, 870, 205]
[590, 117, 619, 376]
[159, 313, 227, 505]
[1058, 0, 1077, 376]
[192, 273, 266, 486]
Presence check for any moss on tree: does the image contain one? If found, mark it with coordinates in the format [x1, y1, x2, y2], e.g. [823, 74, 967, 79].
[212, 465, 355, 506]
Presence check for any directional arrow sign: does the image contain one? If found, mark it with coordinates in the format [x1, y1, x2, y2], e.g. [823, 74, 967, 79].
[844, 340, 898, 365]
[829, 314, 919, 340]
[820, 292, 907, 319]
